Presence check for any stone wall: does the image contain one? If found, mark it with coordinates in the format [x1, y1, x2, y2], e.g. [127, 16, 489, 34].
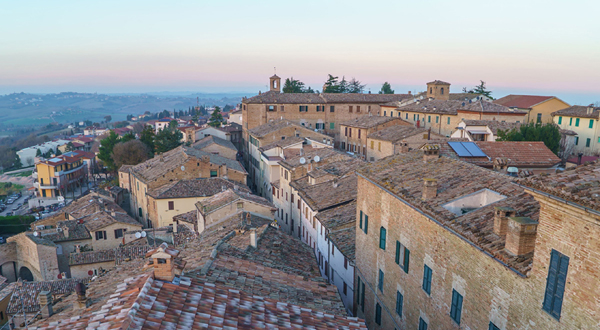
[354, 175, 600, 330]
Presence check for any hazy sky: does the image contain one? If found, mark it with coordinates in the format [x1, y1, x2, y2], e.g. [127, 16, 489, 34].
[1, 0, 599, 104]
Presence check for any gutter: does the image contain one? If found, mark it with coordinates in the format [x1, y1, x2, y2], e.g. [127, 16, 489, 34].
[356, 172, 527, 278]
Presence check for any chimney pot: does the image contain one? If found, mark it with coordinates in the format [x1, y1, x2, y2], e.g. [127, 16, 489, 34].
[38, 291, 53, 318]
[422, 145, 440, 162]
[493, 206, 516, 237]
[250, 228, 257, 248]
[505, 217, 538, 255]
[422, 178, 438, 200]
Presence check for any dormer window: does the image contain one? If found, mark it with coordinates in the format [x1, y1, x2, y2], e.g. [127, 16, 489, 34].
[157, 258, 167, 264]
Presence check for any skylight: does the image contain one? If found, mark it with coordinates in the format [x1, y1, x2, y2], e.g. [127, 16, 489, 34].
[442, 189, 506, 216]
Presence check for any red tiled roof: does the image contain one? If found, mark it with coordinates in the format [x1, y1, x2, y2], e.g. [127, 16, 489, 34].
[475, 141, 560, 168]
[494, 95, 555, 109]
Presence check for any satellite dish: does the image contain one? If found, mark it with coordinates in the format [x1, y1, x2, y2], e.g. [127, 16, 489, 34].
[299, 157, 306, 164]
[33, 231, 39, 237]
[181, 166, 185, 171]
[314, 156, 320, 163]
[135, 232, 142, 239]
[141, 231, 147, 238]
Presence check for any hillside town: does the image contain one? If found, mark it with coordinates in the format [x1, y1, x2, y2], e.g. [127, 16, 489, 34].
[0, 75, 599, 330]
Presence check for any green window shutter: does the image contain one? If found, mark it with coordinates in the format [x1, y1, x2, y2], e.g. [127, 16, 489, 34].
[590, 119, 594, 129]
[379, 227, 386, 250]
[375, 303, 382, 325]
[364, 215, 368, 234]
[378, 269, 384, 292]
[359, 211, 363, 229]
[403, 248, 410, 273]
[330, 122, 334, 130]
[543, 249, 569, 320]
[395, 241, 400, 264]
[489, 322, 500, 330]
[356, 277, 361, 304]
[569, 117, 572, 126]
[361, 282, 365, 311]
[422, 265, 432, 294]
[447, 117, 451, 124]
[576, 118, 580, 127]
[419, 318, 428, 330]
[558, 116, 562, 125]
[396, 291, 403, 317]
[450, 289, 463, 324]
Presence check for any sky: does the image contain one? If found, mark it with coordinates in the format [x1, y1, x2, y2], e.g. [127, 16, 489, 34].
[1, 0, 599, 105]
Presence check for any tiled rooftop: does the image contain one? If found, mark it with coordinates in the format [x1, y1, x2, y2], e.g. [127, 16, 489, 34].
[69, 245, 152, 266]
[258, 135, 305, 151]
[280, 147, 350, 169]
[357, 151, 540, 275]
[191, 135, 237, 152]
[245, 90, 409, 105]
[81, 210, 142, 232]
[297, 175, 357, 212]
[43, 220, 91, 242]
[367, 125, 429, 142]
[494, 94, 556, 109]
[449, 93, 487, 101]
[147, 177, 249, 199]
[519, 161, 600, 212]
[7, 278, 89, 314]
[340, 115, 410, 129]
[197, 189, 274, 215]
[173, 209, 196, 224]
[552, 105, 600, 119]
[329, 227, 356, 261]
[474, 141, 561, 168]
[397, 98, 524, 115]
[316, 201, 357, 261]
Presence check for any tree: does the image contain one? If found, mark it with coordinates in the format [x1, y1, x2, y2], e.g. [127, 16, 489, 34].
[154, 121, 182, 154]
[223, 104, 234, 112]
[36, 148, 42, 157]
[347, 78, 365, 93]
[98, 131, 120, 172]
[104, 115, 112, 123]
[126, 114, 134, 121]
[112, 140, 150, 170]
[464, 80, 493, 98]
[379, 82, 394, 94]
[323, 75, 341, 93]
[65, 142, 75, 152]
[120, 132, 136, 143]
[497, 123, 561, 155]
[14, 154, 22, 169]
[208, 106, 223, 128]
[55, 148, 62, 156]
[283, 77, 306, 93]
[140, 125, 156, 156]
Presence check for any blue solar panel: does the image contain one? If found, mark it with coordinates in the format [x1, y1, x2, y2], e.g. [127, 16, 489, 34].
[448, 142, 471, 157]
[462, 142, 487, 157]
[448, 141, 488, 157]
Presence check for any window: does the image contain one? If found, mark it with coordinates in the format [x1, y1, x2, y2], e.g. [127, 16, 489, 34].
[384, 111, 387, 116]
[441, 87, 444, 95]
[558, 116, 562, 125]
[280, 105, 284, 112]
[390, 112, 393, 117]
[430, 87, 433, 93]
[450, 289, 463, 324]
[330, 105, 335, 112]
[268, 105, 275, 111]
[299, 105, 308, 112]
[396, 291, 403, 317]
[316, 106, 324, 112]
[364, 214, 369, 234]
[379, 227, 386, 250]
[356, 276, 362, 305]
[418, 318, 428, 330]
[378, 269, 384, 292]
[489, 322, 500, 330]
[378, 142, 381, 151]
[138, 207, 142, 217]
[168, 201, 174, 210]
[349, 106, 353, 113]
[210, 170, 218, 177]
[569, 117, 573, 126]
[349, 128, 352, 137]
[406, 113, 408, 119]
[575, 137, 579, 145]
[447, 117, 451, 125]
[114, 229, 124, 239]
[330, 122, 335, 130]
[436, 116, 439, 123]
[344, 127, 348, 136]
[395, 241, 410, 273]
[543, 249, 569, 320]
[428, 115, 431, 123]
[586, 138, 591, 147]
[537, 113, 542, 123]
[375, 303, 382, 325]
[356, 105, 361, 112]
[343, 282, 347, 295]
[422, 265, 432, 295]
[371, 141, 374, 149]
[575, 118, 580, 127]
[590, 119, 594, 129]
[95, 231, 107, 240]
[358, 129, 361, 138]
[0, 311, 3, 320]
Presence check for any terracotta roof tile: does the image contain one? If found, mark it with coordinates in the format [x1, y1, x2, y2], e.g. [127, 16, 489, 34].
[147, 177, 249, 199]
[494, 94, 555, 109]
[398, 98, 524, 115]
[552, 105, 600, 119]
[340, 115, 411, 129]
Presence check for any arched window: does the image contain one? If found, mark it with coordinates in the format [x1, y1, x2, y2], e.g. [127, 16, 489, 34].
[430, 87, 433, 94]
[441, 87, 444, 95]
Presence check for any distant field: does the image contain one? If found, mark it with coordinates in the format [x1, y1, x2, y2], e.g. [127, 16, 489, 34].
[8, 171, 32, 178]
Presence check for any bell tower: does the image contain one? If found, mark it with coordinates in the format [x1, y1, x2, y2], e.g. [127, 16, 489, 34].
[426, 80, 451, 100]
[270, 74, 281, 93]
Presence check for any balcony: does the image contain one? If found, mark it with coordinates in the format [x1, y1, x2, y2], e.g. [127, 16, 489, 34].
[55, 163, 85, 176]
[32, 172, 38, 179]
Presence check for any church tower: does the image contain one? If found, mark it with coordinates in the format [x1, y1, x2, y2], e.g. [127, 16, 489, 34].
[426, 80, 451, 100]
[270, 75, 281, 93]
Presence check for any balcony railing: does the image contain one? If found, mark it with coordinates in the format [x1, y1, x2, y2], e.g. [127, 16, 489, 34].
[55, 163, 85, 176]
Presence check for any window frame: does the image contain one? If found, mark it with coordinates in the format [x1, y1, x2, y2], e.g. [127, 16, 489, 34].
[450, 289, 463, 324]
[422, 264, 432, 295]
[379, 227, 387, 250]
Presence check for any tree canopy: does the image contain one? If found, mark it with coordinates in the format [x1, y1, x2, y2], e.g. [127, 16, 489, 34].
[112, 140, 150, 170]
[208, 107, 223, 128]
[139, 125, 156, 156]
[154, 121, 183, 153]
[98, 131, 120, 172]
[323, 75, 365, 93]
[497, 123, 561, 155]
[282, 77, 315, 93]
[379, 82, 394, 94]
[463, 80, 493, 98]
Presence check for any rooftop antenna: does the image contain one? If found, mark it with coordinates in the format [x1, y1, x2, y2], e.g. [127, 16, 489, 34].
[274, 67, 276, 75]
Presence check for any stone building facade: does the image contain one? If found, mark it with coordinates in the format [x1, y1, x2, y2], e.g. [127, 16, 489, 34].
[354, 151, 600, 330]
[366, 126, 445, 161]
[339, 116, 411, 159]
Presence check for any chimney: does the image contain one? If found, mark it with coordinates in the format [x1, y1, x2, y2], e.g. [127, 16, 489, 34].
[75, 282, 89, 309]
[422, 178, 437, 200]
[422, 145, 440, 162]
[399, 141, 409, 153]
[493, 206, 516, 237]
[110, 210, 116, 217]
[147, 243, 180, 282]
[587, 104, 594, 115]
[332, 179, 339, 188]
[160, 153, 164, 162]
[505, 217, 538, 255]
[408, 91, 412, 95]
[37, 291, 53, 318]
[75, 245, 81, 253]
[578, 153, 583, 165]
[250, 228, 257, 248]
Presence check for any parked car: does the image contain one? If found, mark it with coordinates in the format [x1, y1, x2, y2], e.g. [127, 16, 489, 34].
[5, 212, 13, 216]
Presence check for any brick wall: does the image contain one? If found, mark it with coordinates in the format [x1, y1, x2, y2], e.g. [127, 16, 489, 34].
[366, 132, 445, 161]
[354, 175, 600, 330]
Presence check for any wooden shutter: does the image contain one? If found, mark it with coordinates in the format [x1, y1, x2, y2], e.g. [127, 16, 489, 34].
[359, 211, 363, 229]
[404, 248, 410, 273]
[451, 290, 463, 324]
[364, 215, 368, 234]
[361, 282, 365, 311]
[379, 227, 386, 249]
[356, 277, 361, 304]
[395, 241, 400, 264]
[396, 291, 403, 316]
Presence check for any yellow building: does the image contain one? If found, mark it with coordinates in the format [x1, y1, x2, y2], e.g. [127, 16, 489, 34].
[552, 105, 600, 155]
[34, 151, 88, 199]
[495, 94, 570, 124]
